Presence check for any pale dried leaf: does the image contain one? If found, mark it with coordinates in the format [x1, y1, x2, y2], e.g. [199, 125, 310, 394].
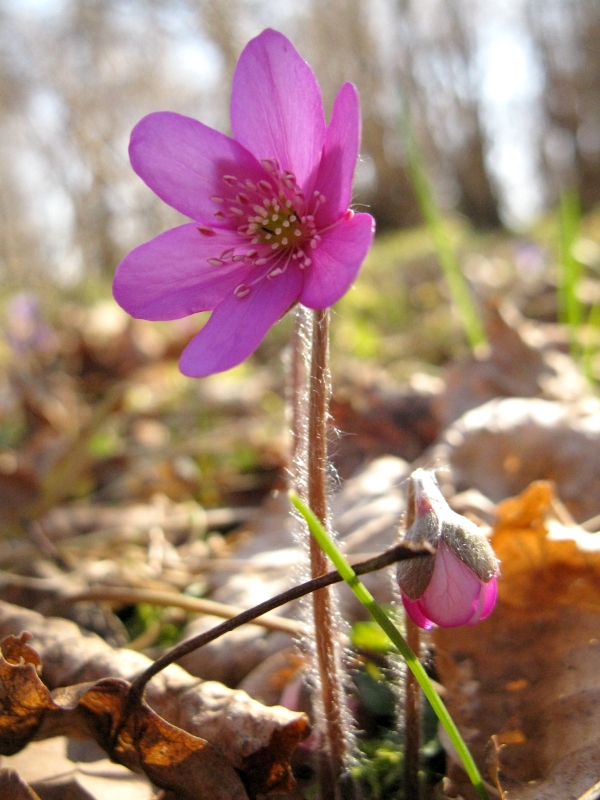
[431, 397, 600, 521]
[440, 301, 587, 426]
[2, 738, 152, 800]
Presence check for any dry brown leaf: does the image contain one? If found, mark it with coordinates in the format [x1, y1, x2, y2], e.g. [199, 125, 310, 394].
[0, 633, 55, 754]
[0, 634, 249, 799]
[0, 602, 309, 799]
[79, 678, 250, 800]
[433, 481, 600, 800]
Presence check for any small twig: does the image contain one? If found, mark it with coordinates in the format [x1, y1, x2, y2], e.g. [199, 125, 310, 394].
[27, 520, 72, 571]
[68, 585, 306, 636]
[128, 541, 431, 703]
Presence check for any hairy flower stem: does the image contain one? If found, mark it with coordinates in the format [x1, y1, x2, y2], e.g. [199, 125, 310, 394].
[403, 479, 421, 798]
[289, 306, 309, 488]
[307, 308, 347, 799]
[404, 617, 421, 799]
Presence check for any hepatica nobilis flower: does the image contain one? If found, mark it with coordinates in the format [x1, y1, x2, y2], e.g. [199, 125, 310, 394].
[113, 29, 375, 377]
[396, 469, 499, 629]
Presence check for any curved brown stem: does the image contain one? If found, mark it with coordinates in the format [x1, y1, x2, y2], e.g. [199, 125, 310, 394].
[127, 541, 430, 704]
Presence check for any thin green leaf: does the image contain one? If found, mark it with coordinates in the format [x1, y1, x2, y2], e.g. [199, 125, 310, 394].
[404, 127, 487, 351]
[289, 491, 489, 800]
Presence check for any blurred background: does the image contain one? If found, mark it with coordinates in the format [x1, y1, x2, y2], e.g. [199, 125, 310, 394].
[2, 5, 600, 796]
[1, 0, 599, 287]
[1, 0, 600, 517]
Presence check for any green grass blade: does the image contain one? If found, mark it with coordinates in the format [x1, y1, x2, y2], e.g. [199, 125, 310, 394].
[404, 129, 487, 351]
[290, 491, 490, 800]
[558, 189, 583, 360]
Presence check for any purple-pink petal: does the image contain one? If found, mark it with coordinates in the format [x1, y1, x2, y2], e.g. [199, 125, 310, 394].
[314, 82, 361, 229]
[469, 576, 497, 624]
[230, 29, 326, 193]
[401, 595, 434, 630]
[129, 112, 266, 224]
[418, 542, 484, 628]
[179, 267, 304, 377]
[113, 224, 251, 320]
[300, 212, 375, 309]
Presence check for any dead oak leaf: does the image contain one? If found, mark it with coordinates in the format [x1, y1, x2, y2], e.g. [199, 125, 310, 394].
[0, 633, 56, 754]
[78, 678, 249, 800]
[492, 480, 600, 610]
[434, 481, 600, 800]
[0, 633, 305, 799]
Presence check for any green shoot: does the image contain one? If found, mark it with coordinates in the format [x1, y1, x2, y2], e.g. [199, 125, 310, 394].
[558, 189, 584, 363]
[404, 128, 487, 352]
[558, 189, 583, 335]
[290, 491, 490, 800]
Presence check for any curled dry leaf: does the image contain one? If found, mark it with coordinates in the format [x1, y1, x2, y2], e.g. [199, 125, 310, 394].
[0, 633, 52, 754]
[0, 603, 309, 799]
[433, 481, 600, 800]
[0, 634, 249, 799]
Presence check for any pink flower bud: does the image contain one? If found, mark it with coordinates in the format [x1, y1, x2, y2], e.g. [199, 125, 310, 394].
[396, 469, 499, 629]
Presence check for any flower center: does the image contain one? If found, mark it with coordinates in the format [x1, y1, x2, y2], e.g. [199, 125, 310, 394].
[199, 159, 338, 299]
[252, 200, 305, 249]
[204, 159, 324, 265]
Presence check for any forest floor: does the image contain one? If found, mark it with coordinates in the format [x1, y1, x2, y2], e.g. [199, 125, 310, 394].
[2, 212, 600, 799]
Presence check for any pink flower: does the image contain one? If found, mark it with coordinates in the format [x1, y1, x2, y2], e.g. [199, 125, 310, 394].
[113, 29, 375, 377]
[396, 469, 499, 629]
